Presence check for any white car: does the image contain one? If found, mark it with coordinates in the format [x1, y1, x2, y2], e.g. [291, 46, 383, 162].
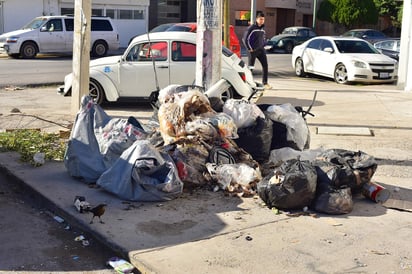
[59, 31, 259, 104]
[0, 15, 119, 58]
[292, 36, 398, 84]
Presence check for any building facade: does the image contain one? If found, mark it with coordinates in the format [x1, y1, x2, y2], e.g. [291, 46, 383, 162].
[0, 0, 150, 47]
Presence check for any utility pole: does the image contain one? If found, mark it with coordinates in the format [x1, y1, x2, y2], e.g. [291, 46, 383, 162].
[223, 0, 230, 49]
[250, 0, 257, 25]
[71, 0, 91, 114]
[397, 0, 412, 92]
[312, 0, 317, 30]
[196, 0, 222, 90]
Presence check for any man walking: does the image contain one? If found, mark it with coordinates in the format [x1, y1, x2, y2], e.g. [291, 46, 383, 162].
[243, 12, 271, 89]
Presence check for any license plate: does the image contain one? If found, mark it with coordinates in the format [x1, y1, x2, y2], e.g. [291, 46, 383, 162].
[380, 72, 389, 78]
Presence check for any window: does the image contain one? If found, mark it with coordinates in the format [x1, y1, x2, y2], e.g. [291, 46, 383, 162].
[106, 9, 115, 19]
[235, 10, 250, 26]
[64, 19, 74, 31]
[319, 40, 333, 51]
[126, 41, 168, 62]
[44, 19, 63, 32]
[91, 19, 113, 31]
[172, 41, 196, 61]
[307, 39, 322, 50]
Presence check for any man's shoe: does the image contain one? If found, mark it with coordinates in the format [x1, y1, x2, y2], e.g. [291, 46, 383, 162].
[264, 83, 272, 90]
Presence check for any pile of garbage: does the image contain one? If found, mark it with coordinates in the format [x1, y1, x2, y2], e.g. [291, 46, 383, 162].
[64, 85, 379, 215]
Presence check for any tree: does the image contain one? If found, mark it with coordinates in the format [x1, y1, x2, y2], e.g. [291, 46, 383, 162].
[317, 0, 379, 29]
[373, 0, 403, 27]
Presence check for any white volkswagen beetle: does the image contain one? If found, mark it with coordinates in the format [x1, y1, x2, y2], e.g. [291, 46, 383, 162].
[59, 31, 259, 104]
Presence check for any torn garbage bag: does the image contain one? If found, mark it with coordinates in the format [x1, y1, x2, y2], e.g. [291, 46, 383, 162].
[64, 95, 147, 183]
[311, 149, 377, 214]
[261, 103, 310, 151]
[97, 140, 183, 202]
[258, 158, 317, 210]
[64, 96, 111, 183]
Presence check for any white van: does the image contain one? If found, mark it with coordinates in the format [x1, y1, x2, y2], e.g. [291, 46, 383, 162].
[0, 15, 120, 58]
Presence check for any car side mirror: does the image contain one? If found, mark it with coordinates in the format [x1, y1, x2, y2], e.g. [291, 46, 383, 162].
[324, 47, 334, 53]
[40, 26, 48, 32]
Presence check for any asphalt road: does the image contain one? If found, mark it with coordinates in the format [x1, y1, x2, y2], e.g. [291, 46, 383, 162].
[0, 51, 293, 88]
[0, 169, 120, 273]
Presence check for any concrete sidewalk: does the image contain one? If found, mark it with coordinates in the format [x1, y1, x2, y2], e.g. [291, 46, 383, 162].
[1, 81, 412, 273]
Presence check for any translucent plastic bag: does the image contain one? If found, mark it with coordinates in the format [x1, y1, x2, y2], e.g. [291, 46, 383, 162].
[223, 99, 265, 129]
[206, 163, 262, 196]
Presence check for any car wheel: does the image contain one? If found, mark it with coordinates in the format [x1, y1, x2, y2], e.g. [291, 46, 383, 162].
[295, 58, 306, 77]
[91, 40, 108, 58]
[89, 79, 106, 105]
[334, 63, 349, 84]
[285, 42, 293, 54]
[20, 42, 38, 58]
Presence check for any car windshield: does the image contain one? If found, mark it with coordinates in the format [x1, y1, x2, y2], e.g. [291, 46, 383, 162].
[282, 28, 297, 35]
[334, 40, 379, 54]
[21, 18, 47, 30]
[167, 25, 194, 32]
[376, 40, 400, 51]
[342, 31, 363, 38]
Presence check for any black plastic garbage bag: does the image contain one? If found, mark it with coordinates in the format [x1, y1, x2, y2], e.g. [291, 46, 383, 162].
[312, 186, 354, 215]
[314, 149, 377, 192]
[258, 158, 317, 210]
[235, 116, 273, 163]
[97, 140, 183, 202]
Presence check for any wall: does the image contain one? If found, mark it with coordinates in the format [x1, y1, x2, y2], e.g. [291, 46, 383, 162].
[2, 0, 44, 31]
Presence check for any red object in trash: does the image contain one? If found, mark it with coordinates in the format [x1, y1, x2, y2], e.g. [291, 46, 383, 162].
[362, 181, 391, 203]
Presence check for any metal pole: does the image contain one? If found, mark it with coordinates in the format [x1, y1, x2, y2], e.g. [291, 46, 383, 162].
[312, 0, 317, 30]
[250, 0, 256, 25]
[223, 0, 230, 48]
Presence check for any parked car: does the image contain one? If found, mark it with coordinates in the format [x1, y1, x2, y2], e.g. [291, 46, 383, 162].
[167, 22, 242, 58]
[373, 39, 400, 61]
[128, 23, 176, 45]
[0, 15, 120, 58]
[58, 31, 258, 104]
[266, 26, 316, 54]
[292, 36, 398, 84]
[130, 22, 241, 57]
[341, 29, 388, 44]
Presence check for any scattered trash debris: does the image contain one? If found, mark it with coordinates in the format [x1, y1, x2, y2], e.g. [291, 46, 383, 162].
[106, 257, 135, 274]
[74, 235, 85, 242]
[33, 152, 45, 166]
[53, 215, 65, 223]
[73, 196, 91, 213]
[362, 181, 391, 203]
[61, 87, 398, 216]
[5, 86, 24, 91]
